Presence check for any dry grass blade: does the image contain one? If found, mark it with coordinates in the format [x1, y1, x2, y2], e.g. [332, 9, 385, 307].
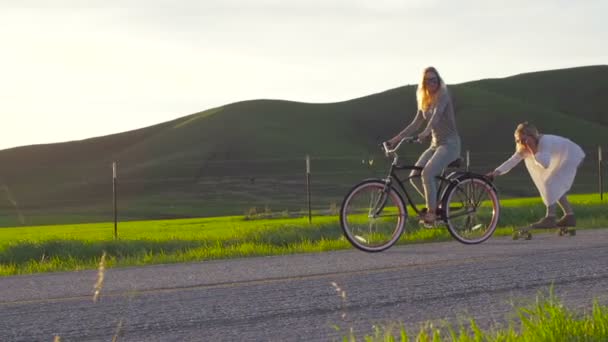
[112, 319, 124, 342]
[93, 251, 107, 303]
[330, 281, 348, 320]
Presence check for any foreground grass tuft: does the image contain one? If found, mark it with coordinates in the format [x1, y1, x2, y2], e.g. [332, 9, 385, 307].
[341, 290, 608, 341]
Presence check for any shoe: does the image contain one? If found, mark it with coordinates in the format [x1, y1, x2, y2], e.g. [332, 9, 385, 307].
[556, 214, 576, 227]
[418, 211, 437, 228]
[529, 216, 557, 229]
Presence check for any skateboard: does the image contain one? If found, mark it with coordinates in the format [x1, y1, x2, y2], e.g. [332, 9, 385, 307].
[512, 226, 576, 240]
[556, 226, 576, 236]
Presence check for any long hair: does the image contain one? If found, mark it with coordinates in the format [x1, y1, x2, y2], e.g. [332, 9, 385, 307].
[416, 66, 447, 112]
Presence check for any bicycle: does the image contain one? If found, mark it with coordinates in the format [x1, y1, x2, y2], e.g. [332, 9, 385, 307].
[339, 137, 500, 252]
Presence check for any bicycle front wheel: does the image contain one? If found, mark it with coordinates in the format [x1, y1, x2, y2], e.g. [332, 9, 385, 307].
[340, 180, 407, 252]
[442, 177, 500, 244]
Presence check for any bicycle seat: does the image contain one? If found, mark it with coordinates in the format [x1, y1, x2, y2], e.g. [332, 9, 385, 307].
[447, 157, 464, 168]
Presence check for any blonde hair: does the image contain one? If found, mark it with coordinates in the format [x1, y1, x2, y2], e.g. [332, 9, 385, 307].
[416, 66, 447, 112]
[514, 122, 540, 139]
[514, 122, 540, 154]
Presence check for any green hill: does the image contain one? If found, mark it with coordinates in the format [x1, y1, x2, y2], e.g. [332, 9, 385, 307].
[465, 65, 608, 127]
[0, 65, 606, 226]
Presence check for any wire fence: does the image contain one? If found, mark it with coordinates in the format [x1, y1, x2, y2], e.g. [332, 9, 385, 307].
[0, 146, 605, 227]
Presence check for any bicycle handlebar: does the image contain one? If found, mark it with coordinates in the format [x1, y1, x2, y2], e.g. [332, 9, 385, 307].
[382, 137, 420, 157]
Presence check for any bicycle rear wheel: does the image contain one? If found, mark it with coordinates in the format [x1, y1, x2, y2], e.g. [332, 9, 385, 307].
[442, 177, 499, 244]
[340, 180, 407, 252]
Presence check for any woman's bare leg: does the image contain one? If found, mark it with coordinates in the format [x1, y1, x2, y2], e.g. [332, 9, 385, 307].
[556, 194, 576, 226]
[557, 195, 573, 215]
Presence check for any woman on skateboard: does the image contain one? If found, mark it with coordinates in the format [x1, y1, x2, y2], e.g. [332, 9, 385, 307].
[487, 122, 585, 229]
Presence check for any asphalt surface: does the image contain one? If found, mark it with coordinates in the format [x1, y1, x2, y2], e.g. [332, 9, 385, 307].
[1, 229, 608, 341]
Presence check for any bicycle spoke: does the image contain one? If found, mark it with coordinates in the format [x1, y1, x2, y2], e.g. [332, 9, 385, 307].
[472, 182, 487, 208]
[443, 178, 499, 244]
[446, 208, 475, 219]
[367, 190, 378, 216]
[340, 181, 406, 252]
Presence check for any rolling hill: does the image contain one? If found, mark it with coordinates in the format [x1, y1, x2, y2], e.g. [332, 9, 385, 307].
[0, 65, 606, 226]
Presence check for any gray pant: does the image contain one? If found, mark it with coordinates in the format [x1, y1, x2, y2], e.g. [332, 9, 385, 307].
[410, 139, 461, 211]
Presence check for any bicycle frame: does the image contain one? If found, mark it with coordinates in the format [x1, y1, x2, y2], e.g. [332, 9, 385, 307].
[383, 162, 455, 218]
[380, 139, 461, 219]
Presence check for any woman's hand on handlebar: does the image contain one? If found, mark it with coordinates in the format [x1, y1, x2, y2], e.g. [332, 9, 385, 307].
[485, 170, 499, 181]
[385, 137, 399, 149]
[382, 139, 397, 153]
[384, 137, 419, 150]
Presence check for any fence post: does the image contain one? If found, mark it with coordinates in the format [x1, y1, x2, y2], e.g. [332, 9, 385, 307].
[306, 155, 312, 223]
[466, 150, 470, 172]
[113, 161, 118, 239]
[599, 146, 603, 201]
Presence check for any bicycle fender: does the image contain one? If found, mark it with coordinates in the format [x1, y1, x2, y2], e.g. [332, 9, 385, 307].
[439, 172, 500, 204]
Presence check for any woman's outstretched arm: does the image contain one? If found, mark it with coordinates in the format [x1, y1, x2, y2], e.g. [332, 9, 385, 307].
[494, 152, 524, 175]
[393, 110, 424, 140]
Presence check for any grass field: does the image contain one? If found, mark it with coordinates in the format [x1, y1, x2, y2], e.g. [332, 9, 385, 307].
[0, 193, 606, 276]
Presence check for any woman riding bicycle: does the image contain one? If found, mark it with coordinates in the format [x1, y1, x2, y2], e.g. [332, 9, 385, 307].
[386, 66, 461, 226]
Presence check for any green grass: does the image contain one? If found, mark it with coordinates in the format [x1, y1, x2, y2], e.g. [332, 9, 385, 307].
[0, 214, 450, 276]
[338, 289, 608, 341]
[0, 193, 607, 276]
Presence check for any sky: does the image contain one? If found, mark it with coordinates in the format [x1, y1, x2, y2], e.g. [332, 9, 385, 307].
[1, 0, 606, 150]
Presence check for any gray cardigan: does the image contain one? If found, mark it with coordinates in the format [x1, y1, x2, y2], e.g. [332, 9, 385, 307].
[396, 89, 459, 147]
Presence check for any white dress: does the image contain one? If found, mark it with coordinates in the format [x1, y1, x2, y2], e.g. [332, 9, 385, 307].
[494, 134, 585, 205]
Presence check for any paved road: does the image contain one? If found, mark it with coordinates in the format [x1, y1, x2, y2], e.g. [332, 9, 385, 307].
[1, 229, 608, 341]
